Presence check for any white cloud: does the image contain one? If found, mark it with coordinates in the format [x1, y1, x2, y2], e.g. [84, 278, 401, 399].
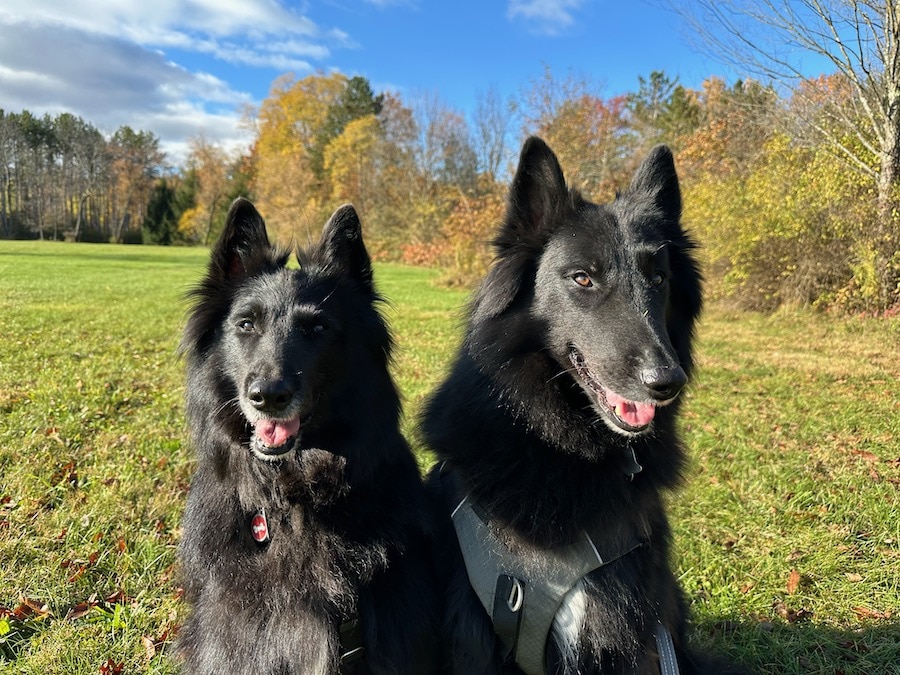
[507, 0, 585, 34]
[0, 2, 342, 165]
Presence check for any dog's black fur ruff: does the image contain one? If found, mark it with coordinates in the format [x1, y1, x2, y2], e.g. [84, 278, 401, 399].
[177, 199, 439, 674]
[423, 138, 748, 674]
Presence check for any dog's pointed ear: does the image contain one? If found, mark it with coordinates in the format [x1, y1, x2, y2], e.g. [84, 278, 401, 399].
[474, 137, 567, 321]
[208, 198, 272, 281]
[502, 136, 568, 247]
[320, 204, 373, 290]
[627, 145, 681, 222]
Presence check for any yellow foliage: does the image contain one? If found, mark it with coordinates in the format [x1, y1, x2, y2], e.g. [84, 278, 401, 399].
[324, 115, 380, 208]
[252, 72, 351, 242]
[177, 206, 202, 241]
[256, 72, 347, 156]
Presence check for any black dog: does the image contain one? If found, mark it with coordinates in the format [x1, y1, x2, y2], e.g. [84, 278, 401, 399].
[177, 198, 439, 673]
[423, 138, 747, 674]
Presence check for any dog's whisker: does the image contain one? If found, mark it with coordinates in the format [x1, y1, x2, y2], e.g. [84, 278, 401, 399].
[546, 368, 570, 384]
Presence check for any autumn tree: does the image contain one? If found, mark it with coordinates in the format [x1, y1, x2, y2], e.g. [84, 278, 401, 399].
[323, 115, 380, 215]
[522, 67, 635, 198]
[626, 71, 701, 149]
[365, 93, 421, 254]
[673, 77, 871, 308]
[310, 76, 383, 181]
[251, 72, 383, 243]
[108, 126, 164, 243]
[674, 0, 900, 310]
[0, 109, 150, 242]
[175, 136, 233, 245]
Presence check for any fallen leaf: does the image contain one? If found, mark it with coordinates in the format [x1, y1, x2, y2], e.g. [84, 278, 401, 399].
[773, 601, 813, 623]
[142, 635, 157, 659]
[845, 573, 863, 583]
[65, 594, 99, 620]
[98, 659, 123, 675]
[787, 568, 801, 595]
[67, 566, 86, 583]
[66, 602, 95, 621]
[104, 590, 128, 605]
[850, 449, 879, 463]
[14, 598, 51, 620]
[853, 606, 892, 620]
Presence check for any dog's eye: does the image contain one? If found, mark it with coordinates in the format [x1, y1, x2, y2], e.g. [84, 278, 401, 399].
[238, 319, 255, 332]
[312, 323, 327, 334]
[572, 272, 593, 288]
[650, 271, 666, 287]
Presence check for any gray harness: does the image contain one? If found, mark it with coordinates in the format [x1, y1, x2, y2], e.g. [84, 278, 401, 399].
[450, 491, 680, 674]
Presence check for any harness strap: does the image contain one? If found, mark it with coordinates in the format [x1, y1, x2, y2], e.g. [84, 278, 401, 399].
[451, 493, 646, 674]
[339, 618, 365, 673]
[443, 464, 676, 675]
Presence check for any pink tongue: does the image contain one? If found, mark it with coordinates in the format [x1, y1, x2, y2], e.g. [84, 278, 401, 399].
[605, 390, 656, 428]
[254, 417, 301, 448]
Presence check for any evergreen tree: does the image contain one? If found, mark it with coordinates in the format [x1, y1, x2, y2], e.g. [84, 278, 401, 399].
[143, 179, 177, 245]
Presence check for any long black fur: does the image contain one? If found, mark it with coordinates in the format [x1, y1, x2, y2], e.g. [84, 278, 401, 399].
[423, 138, 748, 674]
[177, 198, 439, 674]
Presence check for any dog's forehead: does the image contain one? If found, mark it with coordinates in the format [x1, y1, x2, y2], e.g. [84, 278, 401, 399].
[559, 201, 664, 250]
[608, 192, 669, 241]
[240, 268, 332, 310]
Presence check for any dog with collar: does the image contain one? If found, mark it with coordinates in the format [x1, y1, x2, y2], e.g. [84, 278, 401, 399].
[176, 199, 440, 674]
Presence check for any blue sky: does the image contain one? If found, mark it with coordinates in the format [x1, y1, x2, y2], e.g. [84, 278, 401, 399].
[0, 1, 815, 164]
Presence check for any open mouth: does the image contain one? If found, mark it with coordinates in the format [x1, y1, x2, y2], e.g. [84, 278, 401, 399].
[568, 348, 656, 434]
[249, 416, 302, 460]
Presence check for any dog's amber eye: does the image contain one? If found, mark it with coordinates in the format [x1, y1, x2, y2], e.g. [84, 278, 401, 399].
[573, 272, 593, 288]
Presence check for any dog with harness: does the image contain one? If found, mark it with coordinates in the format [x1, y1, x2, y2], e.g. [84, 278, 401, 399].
[423, 138, 751, 674]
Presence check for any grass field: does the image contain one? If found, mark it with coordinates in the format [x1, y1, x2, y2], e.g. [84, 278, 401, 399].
[0, 240, 897, 674]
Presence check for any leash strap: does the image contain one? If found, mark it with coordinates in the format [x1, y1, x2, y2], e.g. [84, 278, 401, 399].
[655, 621, 680, 675]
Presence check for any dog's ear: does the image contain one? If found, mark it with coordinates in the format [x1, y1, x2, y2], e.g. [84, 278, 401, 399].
[320, 204, 373, 290]
[501, 136, 569, 247]
[208, 198, 273, 281]
[475, 137, 567, 320]
[627, 145, 682, 223]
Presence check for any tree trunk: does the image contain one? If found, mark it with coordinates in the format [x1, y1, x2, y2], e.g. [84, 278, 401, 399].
[873, 7, 900, 310]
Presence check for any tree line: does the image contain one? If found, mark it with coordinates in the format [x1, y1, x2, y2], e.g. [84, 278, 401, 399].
[2, 67, 898, 313]
[0, 110, 164, 243]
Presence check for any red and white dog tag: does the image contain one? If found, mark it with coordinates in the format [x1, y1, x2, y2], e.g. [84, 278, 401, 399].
[251, 509, 270, 543]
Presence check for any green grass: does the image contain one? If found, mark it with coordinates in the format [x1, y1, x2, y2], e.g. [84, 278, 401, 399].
[1, 241, 897, 673]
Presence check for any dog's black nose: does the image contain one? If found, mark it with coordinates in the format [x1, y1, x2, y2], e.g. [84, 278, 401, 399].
[640, 365, 687, 401]
[247, 379, 294, 413]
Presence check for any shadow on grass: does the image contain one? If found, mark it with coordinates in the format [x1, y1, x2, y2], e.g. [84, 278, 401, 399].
[695, 616, 900, 674]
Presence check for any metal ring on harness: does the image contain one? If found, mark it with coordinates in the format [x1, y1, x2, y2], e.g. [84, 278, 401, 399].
[506, 577, 524, 612]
